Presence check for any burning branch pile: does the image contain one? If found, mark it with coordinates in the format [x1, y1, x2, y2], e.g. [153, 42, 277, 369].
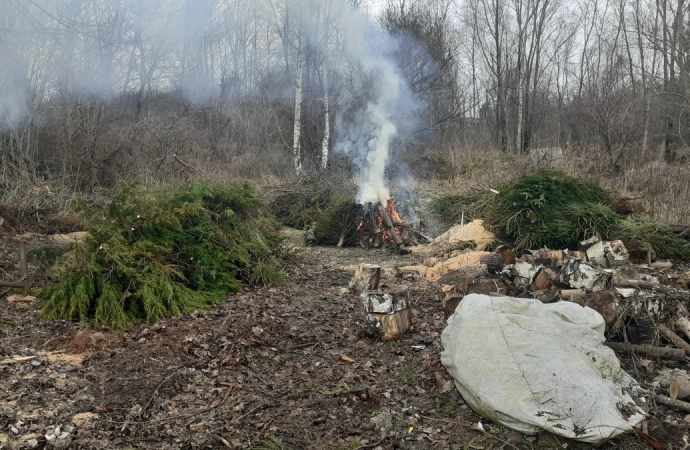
[357, 197, 428, 252]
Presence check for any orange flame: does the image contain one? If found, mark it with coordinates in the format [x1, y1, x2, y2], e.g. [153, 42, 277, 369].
[386, 196, 403, 224]
[357, 197, 405, 245]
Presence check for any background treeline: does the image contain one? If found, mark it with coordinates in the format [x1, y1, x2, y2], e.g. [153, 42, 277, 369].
[1, 0, 689, 224]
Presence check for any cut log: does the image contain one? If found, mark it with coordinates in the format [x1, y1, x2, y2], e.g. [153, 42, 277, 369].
[0, 356, 36, 365]
[670, 380, 690, 400]
[567, 290, 620, 330]
[580, 236, 606, 265]
[676, 317, 690, 341]
[362, 287, 409, 314]
[568, 250, 587, 260]
[603, 240, 629, 267]
[366, 309, 411, 341]
[532, 267, 559, 291]
[495, 245, 517, 265]
[363, 287, 411, 340]
[653, 394, 690, 412]
[350, 264, 381, 293]
[559, 257, 611, 291]
[514, 260, 541, 291]
[657, 324, 690, 356]
[534, 250, 564, 267]
[604, 342, 687, 361]
[560, 289, 585, 299]
[480, 253, 503, 273]
[441, 289, 463, 318]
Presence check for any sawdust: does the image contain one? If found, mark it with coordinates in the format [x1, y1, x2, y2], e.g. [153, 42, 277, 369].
[71, 412, 99, 427]
[5, 295, 37, 303]
[43, 352, 86, 366]
[403, 251, 491, 281]
[51, 231, 87, 244]
[412, 220, 495, 255]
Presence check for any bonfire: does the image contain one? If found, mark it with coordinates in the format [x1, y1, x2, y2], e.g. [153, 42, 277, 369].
[356, 196, 428, 253]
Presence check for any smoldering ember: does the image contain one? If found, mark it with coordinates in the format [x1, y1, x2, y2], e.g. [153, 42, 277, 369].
[2, 0, 690, 449]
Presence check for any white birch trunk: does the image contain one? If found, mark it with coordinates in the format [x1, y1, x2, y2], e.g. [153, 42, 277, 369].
[292, 54, 304, 176]
[321, 60, 329, 170]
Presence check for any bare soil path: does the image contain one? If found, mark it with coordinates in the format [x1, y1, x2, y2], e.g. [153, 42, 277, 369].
[0, 237, 685, 449]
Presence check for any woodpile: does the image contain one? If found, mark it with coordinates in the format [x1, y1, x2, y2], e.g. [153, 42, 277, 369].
[429, 236, 690, 354]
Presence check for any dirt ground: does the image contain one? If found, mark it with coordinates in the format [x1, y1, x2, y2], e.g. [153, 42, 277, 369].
[0, 233, 688, 450]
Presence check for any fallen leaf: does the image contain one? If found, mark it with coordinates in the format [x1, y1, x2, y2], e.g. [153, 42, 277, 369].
[685, 414, 690, 423]
[218, 381, 242, 388]
[340, 354, 357, 363]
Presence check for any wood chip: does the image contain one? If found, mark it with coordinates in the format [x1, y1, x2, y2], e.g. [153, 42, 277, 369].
[339, 354, 356, 363]
[0, 356, 36, 365]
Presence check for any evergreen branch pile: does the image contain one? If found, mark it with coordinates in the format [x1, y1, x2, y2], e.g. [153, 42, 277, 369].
[314, 198, 362, 246]
[432, 169, 690, 259]
[41, 182, 285, 329]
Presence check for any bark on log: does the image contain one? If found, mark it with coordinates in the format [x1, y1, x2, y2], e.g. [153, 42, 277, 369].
[670, 380, 690, 400]
[676, 317, 690, 341]
[658, 324, 690, 356]
[604, 342, 687, 361]
[560, 289, 585, 299]
[612, 278, 658, 290]
[350, 264, 381, 293]
[654, 393, 690, 412]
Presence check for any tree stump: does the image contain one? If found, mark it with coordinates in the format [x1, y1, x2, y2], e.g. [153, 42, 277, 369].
[363, 287, 411, 340]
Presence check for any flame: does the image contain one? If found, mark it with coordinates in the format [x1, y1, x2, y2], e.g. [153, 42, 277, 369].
[357, 196, 405, 245]
[386, 196, 403, 224]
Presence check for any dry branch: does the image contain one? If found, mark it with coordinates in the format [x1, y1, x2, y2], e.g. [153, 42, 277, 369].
[657, 324, 690, 356]
[604, 342, 687, 361]
[654, 393, 690, 412]
[0, 356, 36, 365]
[676, 317, 690, 341]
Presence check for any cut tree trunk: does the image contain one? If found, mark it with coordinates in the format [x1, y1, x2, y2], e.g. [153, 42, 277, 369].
[363, 287, 411, 340]
[350, 264, 381, 293]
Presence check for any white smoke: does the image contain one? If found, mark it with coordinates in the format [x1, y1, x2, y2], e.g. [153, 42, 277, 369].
[0, 0, 426, 200]
[331, 8, 424, 206]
